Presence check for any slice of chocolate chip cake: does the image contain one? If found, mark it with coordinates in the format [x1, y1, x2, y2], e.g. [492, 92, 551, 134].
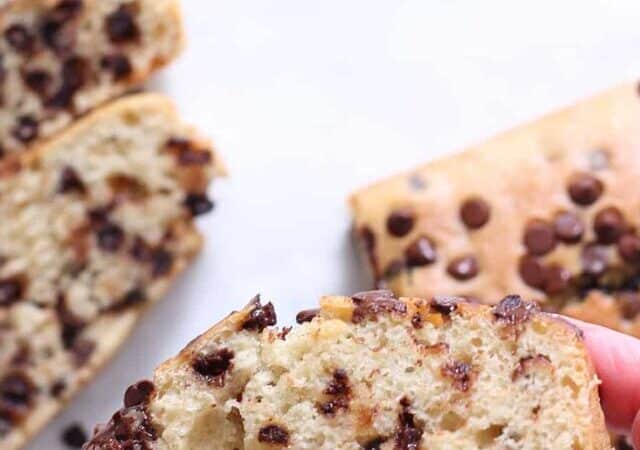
[0, 93, 221, 450]
[350, 82, 640, 340]
[0, 0, 185, 155]
[84, 291, 610, 450]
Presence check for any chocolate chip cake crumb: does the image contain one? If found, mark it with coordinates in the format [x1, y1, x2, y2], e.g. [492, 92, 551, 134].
[82, 294, 610, 449]
[258, 424, 290, 445]
[0, 94, 218, 450]
[242, 297, 277, 331]
[61, 423, 87, 448]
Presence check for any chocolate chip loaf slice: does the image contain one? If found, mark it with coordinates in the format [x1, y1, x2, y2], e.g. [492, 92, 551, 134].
[0, 0, 184, 155]
[84, 291, 609, 450]
[0, 93, 221, 450]
[350, 82, 640, 339]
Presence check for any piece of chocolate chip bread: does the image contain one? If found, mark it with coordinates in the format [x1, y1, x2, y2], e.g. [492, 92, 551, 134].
[0, 0, 184, 156]
[84, 292, 610, 450]
[350, 82, 640, 339]
[0, 93, 221, 450]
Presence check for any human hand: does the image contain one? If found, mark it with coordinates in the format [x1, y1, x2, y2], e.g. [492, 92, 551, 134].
[569, 319, 640, 448]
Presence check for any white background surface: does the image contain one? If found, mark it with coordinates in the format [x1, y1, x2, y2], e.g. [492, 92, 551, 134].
[31, 1, 640, 448]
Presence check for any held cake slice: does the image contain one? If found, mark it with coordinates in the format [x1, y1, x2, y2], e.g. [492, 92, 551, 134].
[350, 82, 640, 340]
[0, 93, 221, 450]
[84, 291, 610, 450]
[0, 0, 185, 155]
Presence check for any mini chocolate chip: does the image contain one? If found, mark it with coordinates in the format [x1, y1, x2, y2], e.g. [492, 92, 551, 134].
[124, 380, 154, 407]
[492, 295, 539, 326]
[71, 338, 95, 366]
[61, 55, 90, 91]
[258, 424, 289, 445]
[22, 70, 52, 98]
[4, 24, 36, 54]
[441, 360, 474, 392]
[111, 287, 146, 311]
[523, 219, 556, 256]
[620, 293, 640, 320]
[351, 290, 407, 323]
[96, 222, 125, 252]
[543, 264, 571, 295]
[58, 166, 86, 194]
[518, 256, 545, 290]
[430, 296, 460, 315]
[363, 437, 388, 450]
[553, 211, 584, 244]
[405, 236, 437, 267]
[581, 243, 609, 276]
[192, 348, 234, 387]
[165, 138, 212, 165]
[242, 297, 277, 331]
[446, 255, 479, 281]
[1, 372, 35, 410]
[567, 173, 603, 206]
[411, 313, 423, 329]
[105, 5, 140, 43]
[0, 278, 23, 306]
[618, 233, 640, 264]
[184, 193, 214, 217]
[128, 237, 151, 263]
[593, 207, 626, 245]
[46, 83, 76, 109]
[151, 248, 173, 277]
[50, 380, 67, 397]
[11, 116, 39, 143]
[395, 398, 423, 450]
[460, 197, 490, 229]
[62, 423, 87, 448]
[100, 53, 132, 80]
[295, 308, 319, 324]
[386, 208, 415, 237]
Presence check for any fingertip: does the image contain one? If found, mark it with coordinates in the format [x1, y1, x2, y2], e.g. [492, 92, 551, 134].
[566, 318, 640, 431]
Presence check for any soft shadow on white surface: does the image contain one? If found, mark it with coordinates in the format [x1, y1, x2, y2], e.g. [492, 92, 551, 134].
[27, 0, 640, 448]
